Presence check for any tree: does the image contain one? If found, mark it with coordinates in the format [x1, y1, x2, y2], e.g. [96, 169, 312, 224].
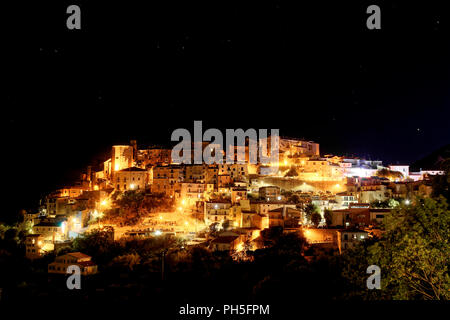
[72, 228, 121, 266]
[110, 253, 141, 271]
[324, 209, 333, 227]
[289, 194, 301, 204]
[368, 197, 450, 299]
[304, 203, 319, 223]
[376, 168, 403, 180]
[431, 158, 450, 201]
[284, 167, 298, 177]
[311, 212, 322, 227]
[221, 219, 232, 231]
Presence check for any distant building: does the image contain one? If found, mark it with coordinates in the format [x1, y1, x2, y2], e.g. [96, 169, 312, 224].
[112, 145, 134, 173]
[33, 221, 65, 242]
[25, 234, 51, 259]
[330, 204, 391, 228]
[251, 200, 297, 215]
[335, 192, 358, 208]
[337, 229, 369, 254]
[151, 165, 184, 197]
[267, 207, 302, 228]
[231, 187, 247, 204]
[204, 200, 232, 224]
[389, 165, 409, 180]
[114, 167, 149, 191]
[259, 186, 281, 201]
[48, 252, 98, 275]
[210, 235, 241, 251]
[137, 147, 171, 167]
[180, 182, 214, 205]
[278, 137, 320, 157]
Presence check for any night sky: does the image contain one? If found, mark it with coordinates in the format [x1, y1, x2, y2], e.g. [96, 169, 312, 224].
[3, 0, 450, 215]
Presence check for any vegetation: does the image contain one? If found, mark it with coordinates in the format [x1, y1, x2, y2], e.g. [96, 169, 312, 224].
[342, 197, 450, 300]
[369, 197, 449, 299]
[376, 168, 403, 180]
[102, 191, 175, 226]
[324, 209, 333, 227]
[284, 167, 298, 177]
[371, 198, 400, 208]
[304, 203, 319, 223]
[310, 212, 322, 227]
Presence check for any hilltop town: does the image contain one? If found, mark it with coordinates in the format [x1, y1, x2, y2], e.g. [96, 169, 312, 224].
[23, 137, 445, 262]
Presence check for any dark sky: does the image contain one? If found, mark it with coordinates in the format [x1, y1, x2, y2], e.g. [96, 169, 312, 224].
[3, 0, 450, 215]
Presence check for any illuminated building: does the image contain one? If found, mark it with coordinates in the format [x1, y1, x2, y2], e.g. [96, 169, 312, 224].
[258, 186, 281, 201]
[337, 229, 369, 254]
[185, 164, 209, 183]
[111, 145, 134, 173]
[231, 187, 247, 204]
[57, 186, 87, 198]
[250, 200, 297, 215]
[217, 174, 232, 188]
[48, 252, 98, 275]
[335, 192, 358, 208]
[388, 165, 410, 180]
[267, 207, 302, 228]
[152, 165, 184, 197]
[218, 163, 249, 181]
[180, 182, 214, 205]
[210, 235, 241, 251]
[204, 200, 243, 226]
[241, 211, 269, 229]
[114, 167, 149, 191]
[137, 147, 171, 167]
[328, 204, 391, 228]
[25, 234, 51, 259]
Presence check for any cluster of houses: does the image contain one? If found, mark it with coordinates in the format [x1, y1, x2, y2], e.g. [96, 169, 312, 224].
[21, 138, 444, 272]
